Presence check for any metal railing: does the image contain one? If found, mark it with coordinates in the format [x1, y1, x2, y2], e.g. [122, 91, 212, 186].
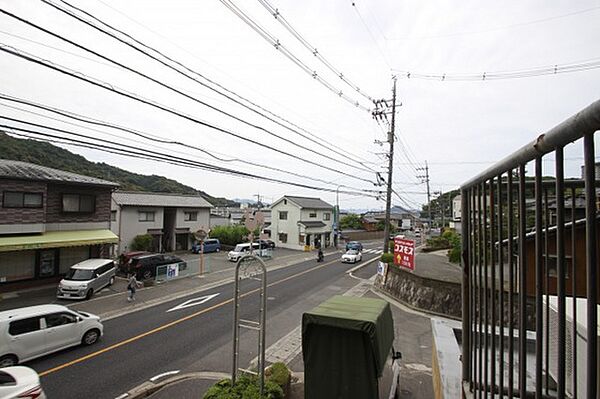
[461, 100, 600, 398]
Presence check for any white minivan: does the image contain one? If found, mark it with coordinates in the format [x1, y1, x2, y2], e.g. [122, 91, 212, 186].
[57, 259, 116, 300]
[0, 304, 103, 367]
[227, 242, 261, 262]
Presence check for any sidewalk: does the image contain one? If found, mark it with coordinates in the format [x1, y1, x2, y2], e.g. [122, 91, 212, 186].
[0, 247, 343, 315]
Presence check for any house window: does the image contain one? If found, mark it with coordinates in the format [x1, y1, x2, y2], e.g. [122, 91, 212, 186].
[278, 233, 288, 243]
[62, 194, 95, 213]
[184, 211, 198, 221]
[309, 212, 317, 218]
[3, 192, 43, 208]
[110, 210, 117, 221]
[283, 199, 287, 205]
[139, 211, 155, 222]
[323, 213, 331, 221]
[279, 211, 288, 220]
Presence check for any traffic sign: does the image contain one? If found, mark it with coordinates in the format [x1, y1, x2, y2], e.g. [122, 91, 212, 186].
[393, 237, 415, 270]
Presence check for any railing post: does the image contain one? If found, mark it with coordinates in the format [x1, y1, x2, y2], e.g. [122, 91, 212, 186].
[461, 189, 471, 389]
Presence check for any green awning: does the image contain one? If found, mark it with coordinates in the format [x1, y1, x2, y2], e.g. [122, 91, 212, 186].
[0, 229, 118, 252]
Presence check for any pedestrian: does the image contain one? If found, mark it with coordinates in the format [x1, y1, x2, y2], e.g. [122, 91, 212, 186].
[127, 273, 142, 302]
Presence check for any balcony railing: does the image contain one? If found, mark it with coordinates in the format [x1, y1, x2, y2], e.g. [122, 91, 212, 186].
[460, 100, 600, 398]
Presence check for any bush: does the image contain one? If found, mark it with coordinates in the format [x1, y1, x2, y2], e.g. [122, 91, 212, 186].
[381, 252, 394, 264]
[265, 362, 290, 388]
[203, 375, 283, 399]
[340, 214, 363, 230]
[130, 234, 153, 251]
[210, 225, 250, 246]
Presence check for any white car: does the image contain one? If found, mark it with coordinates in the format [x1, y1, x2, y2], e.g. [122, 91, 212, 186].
[341, 249, 362, 264]
[0, 305, 103, 367]
[0, 366, 46, 399]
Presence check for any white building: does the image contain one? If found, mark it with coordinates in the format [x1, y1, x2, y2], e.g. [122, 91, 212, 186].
[449, 194, 462, 233]
[111, 191, 212, 254]
[270, 196, 333, 250]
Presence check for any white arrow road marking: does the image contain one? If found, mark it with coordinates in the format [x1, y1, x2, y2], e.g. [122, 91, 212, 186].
[149, 370, 180, 382]
[166, 293, 220, 313]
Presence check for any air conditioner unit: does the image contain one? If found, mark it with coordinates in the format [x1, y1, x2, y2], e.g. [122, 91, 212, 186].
[543, 296, 600, 398]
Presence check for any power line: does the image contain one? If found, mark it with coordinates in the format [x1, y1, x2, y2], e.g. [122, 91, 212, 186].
[0, 94, 380, 194]
[218, 0, 373, 111]
[90, 0, 376, 167]
[393, 57, 600, 81]
[40, 0, 377, 172]
[0, 121, 379, 197]
[387, 5, 600, 41]
[256, 0, 375, 103]
[0, 43, 376, 186]
[351, 1, 392, 70]
[2, 7, 375, 177]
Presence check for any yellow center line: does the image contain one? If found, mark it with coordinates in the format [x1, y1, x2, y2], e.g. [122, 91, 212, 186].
[39, 256, 346, 377]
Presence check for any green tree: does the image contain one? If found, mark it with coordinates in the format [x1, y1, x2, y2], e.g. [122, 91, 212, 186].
[130, 234, 153, 251]
[340, 214, 363, 230]
[210, 225, 250, 246]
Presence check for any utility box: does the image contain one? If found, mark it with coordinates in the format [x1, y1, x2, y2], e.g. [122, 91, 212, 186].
[302, 295, 399, 399]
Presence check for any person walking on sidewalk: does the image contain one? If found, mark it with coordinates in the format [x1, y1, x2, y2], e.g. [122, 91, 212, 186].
[127, 273, 142, 302]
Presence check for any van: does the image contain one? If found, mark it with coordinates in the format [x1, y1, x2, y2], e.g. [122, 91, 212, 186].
[191, 238, 221, 254]
[0, 304, 103, 367]
[227, 242, 262, 262]
[57, 259, 116, 300]
[127, 253, 187, 280]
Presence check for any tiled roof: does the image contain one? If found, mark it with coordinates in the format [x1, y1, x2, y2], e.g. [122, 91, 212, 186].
[0, 159, 118, 187]
[276, 196, 333, 209]
[112, 191, 212, 208]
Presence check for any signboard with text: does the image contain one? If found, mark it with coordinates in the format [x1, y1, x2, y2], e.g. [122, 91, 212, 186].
[394, 237, 415, 270]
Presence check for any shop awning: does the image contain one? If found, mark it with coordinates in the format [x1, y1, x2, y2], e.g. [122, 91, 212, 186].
[0, 229, 118, 252]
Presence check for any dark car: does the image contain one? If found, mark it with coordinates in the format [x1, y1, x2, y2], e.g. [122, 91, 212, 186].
[345, 241, 363, 252]
[127, 253, 187, 280]
[191, 238, 221, 254]
[118, 251, 150, 274]
[254, 239, 275, 249]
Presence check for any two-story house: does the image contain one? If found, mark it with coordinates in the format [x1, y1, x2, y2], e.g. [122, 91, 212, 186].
[0, 160, 119, 284]
[111, 191, 212, 253]
[270, 196, 333, 250]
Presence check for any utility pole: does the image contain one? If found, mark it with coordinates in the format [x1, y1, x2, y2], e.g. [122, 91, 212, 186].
[373, 78, 398, 254]
[417, 161, 431, 230]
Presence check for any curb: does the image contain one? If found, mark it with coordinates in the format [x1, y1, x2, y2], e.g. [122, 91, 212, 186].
[121, 371, 230, 399]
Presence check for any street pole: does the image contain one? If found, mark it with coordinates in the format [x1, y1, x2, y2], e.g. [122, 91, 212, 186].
[335, 186, 340, 249]
[382, 78, 397, 254]
[417, 161, 431, 231]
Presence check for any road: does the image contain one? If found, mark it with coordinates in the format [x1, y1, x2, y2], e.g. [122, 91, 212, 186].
[27, 243, 384, 398]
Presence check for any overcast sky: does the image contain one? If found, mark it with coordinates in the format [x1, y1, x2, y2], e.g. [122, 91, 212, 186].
[1, 0, 599, 210]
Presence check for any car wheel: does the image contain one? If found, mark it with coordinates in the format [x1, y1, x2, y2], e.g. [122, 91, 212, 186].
[143, 270, 152, 280]
[82, 329, 100, 345]
[109, 276, 115, 286]
[216, 248, 220, 252]
[0, 354, 18, 367]
[85, 289, 94, 300]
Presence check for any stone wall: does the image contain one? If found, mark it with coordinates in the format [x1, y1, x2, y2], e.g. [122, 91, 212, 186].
[375, 263, 462, 319]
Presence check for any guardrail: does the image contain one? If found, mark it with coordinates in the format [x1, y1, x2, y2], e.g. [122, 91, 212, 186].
[460, 100, 600, 398]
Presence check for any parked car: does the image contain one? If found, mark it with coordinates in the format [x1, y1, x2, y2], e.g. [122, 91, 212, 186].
[414, 231, 421, 238]
[118, 251, 150, 273]
[227, 242, 266, 262]
[345, 241, 363, 251]
[127, 253, 187, 280]
[56, 259, 116, 300]
[254, 239, 275, 249]
[341, 249, 362, 264]
[191, 238, 221, 254]
[0, 304, 103, 367]
[0, 366, 46, 399]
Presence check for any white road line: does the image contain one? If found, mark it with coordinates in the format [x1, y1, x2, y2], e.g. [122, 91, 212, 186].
[166, 293, 220, 312]
[149, 370, 180, 382]
[114, 393, 129, 399]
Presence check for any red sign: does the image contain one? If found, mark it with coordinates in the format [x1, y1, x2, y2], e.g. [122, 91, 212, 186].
[394, 238, 415, 270]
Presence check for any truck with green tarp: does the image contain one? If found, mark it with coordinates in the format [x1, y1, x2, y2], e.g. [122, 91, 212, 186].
[302, 295, 401, 399]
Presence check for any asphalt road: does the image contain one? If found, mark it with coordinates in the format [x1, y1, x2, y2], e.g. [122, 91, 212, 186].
[26, 243, 384, 398]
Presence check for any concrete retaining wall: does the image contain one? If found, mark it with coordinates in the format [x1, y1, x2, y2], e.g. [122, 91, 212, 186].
[375, 263, 462, 319]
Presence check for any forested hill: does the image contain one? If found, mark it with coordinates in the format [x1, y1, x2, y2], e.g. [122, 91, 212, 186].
[0, 132, 237, 206]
